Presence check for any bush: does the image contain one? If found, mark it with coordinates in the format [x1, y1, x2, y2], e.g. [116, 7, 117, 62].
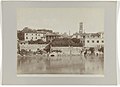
[98, 47, 104, 53]
[20, 49, 28, 55]
[89, 47, 95, 53]
[17, 31, 24, 40]
[44, 44, 51, 53]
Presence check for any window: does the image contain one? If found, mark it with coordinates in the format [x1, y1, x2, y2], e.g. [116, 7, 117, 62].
[92, 40, 94, 43]
[32, 37, 33, 39]
[32, 34, 33, 35]
[26, 37, 28, 39]
[36, 37, 37, 39]
[36, 34, 37, 35]
[87, 40, 89, 43]
[26, 33, 28, 35]
[97, 40, 99, 43]
[102, 40, 104, 43]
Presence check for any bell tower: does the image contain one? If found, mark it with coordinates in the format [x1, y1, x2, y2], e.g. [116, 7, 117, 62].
[79, 22, 83, 34]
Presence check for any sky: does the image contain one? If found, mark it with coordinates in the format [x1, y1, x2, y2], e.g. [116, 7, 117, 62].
[17, 8, 104, 34]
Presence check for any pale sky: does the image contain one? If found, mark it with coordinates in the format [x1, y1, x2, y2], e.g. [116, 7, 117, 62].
[17, 8, 104, 34]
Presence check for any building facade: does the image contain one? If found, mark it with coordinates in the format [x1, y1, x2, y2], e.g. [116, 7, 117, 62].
[46, 33, 60, 42]
[85, 32, 104, 48]
[24, 31, 60, 42]
[20, 44, 47, 52]
[24, 32, 46, 42]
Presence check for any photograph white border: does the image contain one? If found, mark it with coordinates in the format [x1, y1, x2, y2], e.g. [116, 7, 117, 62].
[2, 1, 117, 85]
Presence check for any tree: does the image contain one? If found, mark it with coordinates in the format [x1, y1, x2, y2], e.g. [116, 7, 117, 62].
[98, 47, 104, 53]
[20, 49, 28, 55]
[36, 39, 45, 44]
[28, 39, 46, 44]
[28, 39, 34, 44]
[71, 38, 80, 43]
[17, 31, 24, 40]
[89, 47, 95, 54]
[51, 38, 75, 47]
[51, 38, 84, 47]
[36, 48, 43, 54]
[22, 27, 34, 33]
[44, 44, 51, 53]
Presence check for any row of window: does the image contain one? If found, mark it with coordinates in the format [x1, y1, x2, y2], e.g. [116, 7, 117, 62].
[87, 40, 104, 43]
[20, 43, 26, 45]
[26, 37, 45, 39]
[26, 33, 41, 36]
[86, 36, 100, 38]
[26, 37, 37, 39]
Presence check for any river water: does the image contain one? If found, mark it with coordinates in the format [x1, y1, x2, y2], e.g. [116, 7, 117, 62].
[17, 54, 104, 75]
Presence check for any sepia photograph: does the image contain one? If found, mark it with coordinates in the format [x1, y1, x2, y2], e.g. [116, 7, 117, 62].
[17, 8, 104, 75]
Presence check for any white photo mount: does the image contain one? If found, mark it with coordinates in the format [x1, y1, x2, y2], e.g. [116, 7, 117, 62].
[2, 1, 117, 85]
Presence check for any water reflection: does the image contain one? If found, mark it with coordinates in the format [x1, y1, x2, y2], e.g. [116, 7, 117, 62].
[17, 54, 104, 74]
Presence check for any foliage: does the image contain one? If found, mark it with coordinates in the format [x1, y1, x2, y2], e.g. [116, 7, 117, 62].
[89, 47, 95, 53]
[22, 27, 35, 33]
[17, 31, 24, 40]
[51, 38, 83, 47]
[36, 49, 44, 54]
[20, 49, 28, 55]
[44, 44, 51, 53]
[28, 39, 47, 44]
[98, 47, 104, 53]
[71, 38, 80, 43]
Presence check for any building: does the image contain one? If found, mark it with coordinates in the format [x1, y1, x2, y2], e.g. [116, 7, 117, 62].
[19, 40, 29, 45]
[85, 32, 104, 48]
[23, 28, 54, 42]
[79, 22, 84, 34]
[60, 32, 69, 38]
[45, 32, 60, 42]
[71, 32, 85, 46]
[24, 28, 61, 42]
[24, 32, 46, 42]
[71, 22, 85, 46]
[51, 47, 82, 55]
[72, 32, 82, 39]
[19, 43, 48, 52]
[18, 39, 48, 52]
